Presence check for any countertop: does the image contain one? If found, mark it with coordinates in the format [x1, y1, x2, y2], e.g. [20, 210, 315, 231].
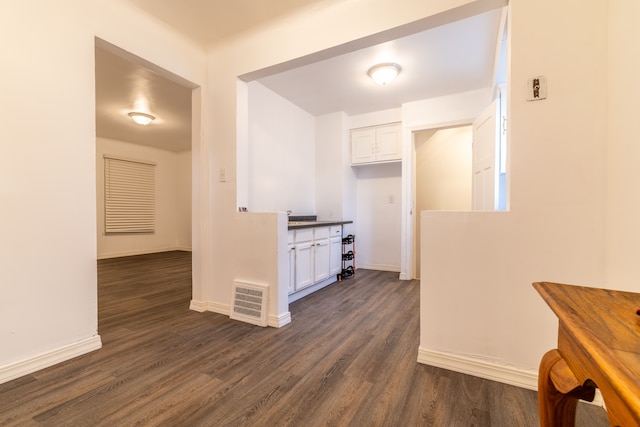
[288, 220, 353, 230]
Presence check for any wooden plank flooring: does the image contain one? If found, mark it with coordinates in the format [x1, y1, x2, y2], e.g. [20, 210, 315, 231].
[0, 251, 609, 426]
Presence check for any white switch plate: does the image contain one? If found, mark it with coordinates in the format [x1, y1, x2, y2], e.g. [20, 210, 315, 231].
[527, 76, 547, 101]
[219, 167, 227, 182]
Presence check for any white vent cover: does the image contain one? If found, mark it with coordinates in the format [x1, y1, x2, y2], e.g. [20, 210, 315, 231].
[230, 281, 268, 327]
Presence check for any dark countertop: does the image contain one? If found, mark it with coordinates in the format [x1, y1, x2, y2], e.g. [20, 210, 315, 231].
[288, 220, 353, 230]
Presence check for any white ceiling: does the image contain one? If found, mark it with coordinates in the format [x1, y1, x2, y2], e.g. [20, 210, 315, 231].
[256, 9, 503, 116]
[123, 0, 348, 48]
[95, 43, 193, 152]
[95, 1, 505, 152]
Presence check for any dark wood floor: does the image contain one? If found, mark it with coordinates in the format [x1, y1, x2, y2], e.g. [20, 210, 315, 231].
[0, 251, 608, 426]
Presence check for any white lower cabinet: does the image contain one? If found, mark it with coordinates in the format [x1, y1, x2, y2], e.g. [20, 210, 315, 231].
[313, 227, 330, 283]
[294, 229, 314, 291]
[290, 225, 342, 295]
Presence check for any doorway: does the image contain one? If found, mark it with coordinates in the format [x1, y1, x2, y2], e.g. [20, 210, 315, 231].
[412, 125, 473, 279]
[94, 39, 198, 326]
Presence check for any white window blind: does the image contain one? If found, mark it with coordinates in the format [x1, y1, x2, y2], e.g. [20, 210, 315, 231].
[104, 156, 156, 233]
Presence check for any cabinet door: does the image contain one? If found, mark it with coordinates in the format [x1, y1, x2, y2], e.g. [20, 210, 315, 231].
[375, 123, 402, 162]
[288, 243, 296, 294]
[295, 241, 314, 291]
[351, 128, 377, 164]
[314, 238, 330, 283]
[329, 236, 342, 276]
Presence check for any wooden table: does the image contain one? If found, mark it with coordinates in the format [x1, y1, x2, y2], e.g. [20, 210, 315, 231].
[533, 282, 640, 426]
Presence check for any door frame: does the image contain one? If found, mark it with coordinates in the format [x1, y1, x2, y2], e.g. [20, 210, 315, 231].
[400, 118, 476, 280]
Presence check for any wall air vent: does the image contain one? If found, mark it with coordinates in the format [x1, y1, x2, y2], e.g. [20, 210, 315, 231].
[230, 281, 268, 327]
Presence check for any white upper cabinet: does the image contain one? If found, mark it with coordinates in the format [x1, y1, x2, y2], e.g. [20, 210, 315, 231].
[351, 123, 402, 165]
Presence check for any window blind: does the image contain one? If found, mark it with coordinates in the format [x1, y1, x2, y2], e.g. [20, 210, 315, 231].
[104, 156, 156, 233]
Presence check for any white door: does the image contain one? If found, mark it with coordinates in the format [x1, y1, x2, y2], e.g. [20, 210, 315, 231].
[351, 128, 376, 164]
[295, 241, 314, 290]
[313, 238, 330, 283]
[472, 99, 500, 210]
[375, 124, 402, 162]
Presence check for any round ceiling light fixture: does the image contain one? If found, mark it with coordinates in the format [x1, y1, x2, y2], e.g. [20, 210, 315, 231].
[367, 63, 402, 85]
[128, 111, 155, 126]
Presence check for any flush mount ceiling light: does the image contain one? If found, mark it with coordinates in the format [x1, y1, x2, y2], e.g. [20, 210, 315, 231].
[367, 63, 402, 85]
[128, 112, 155, 126]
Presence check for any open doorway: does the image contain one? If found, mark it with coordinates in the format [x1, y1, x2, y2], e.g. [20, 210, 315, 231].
[94, 39, 197, 328]
[412, 125, 473, 279]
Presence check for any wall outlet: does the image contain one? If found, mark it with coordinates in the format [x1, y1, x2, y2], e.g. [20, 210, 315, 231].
[527, 76, 547, 101]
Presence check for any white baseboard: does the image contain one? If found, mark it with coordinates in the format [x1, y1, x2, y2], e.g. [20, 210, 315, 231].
[189, 299, 230, 316]
[268, 311, 291, 328]
[417, 347, 604, 407]
[97, 247, 191, 260]
[357, 263, 401, 273]
[190, 300, 290, 329]
[189, 299, 209, 312]
[0, 335, 102, 385]
[417, 346, 538, 390]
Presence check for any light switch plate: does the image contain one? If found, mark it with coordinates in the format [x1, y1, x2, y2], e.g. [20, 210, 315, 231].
[527, 76, 547, 101]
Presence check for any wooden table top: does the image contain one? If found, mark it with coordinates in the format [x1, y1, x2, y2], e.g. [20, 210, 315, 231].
[533, 282, 640, 425]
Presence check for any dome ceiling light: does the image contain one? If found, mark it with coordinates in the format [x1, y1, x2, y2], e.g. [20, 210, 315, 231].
[367, 63, 402, 85]
[128, 111, 155, 126]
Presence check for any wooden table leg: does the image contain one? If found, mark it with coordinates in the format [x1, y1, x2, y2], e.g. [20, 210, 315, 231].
[538, 349, 596, 426]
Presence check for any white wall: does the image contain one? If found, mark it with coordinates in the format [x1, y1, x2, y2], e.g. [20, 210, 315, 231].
[247, 81, 315, 215]
[96, 138, 191, 258]
[415, 126, 472, 211]
[315, 112, 349, 221]
[355, 163, 403, 271]
[0, 0, 205, 381]
[605, 0, 640, 291]
[419, 0, 609, 389]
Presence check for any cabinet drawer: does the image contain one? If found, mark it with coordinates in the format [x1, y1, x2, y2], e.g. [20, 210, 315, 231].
[294, 228, 314, 243]
[313, 226, 330, 239]
[287, 230, 295, 244]
[330, 225, 342, 237]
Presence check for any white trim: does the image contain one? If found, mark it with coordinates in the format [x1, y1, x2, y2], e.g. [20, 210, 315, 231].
[268, 312, 292, 328]
[356, 263, 401, 273]
[207, 302, 230, 316]
[417, 347, 605, 407]
[0, 336, 102, 385]
[417, 346, 537, 390]
[190, 299, 291, 329]
[188, 300, 230, 316]
[189, 299, 209, 312]
[97, 247, 191, 260]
